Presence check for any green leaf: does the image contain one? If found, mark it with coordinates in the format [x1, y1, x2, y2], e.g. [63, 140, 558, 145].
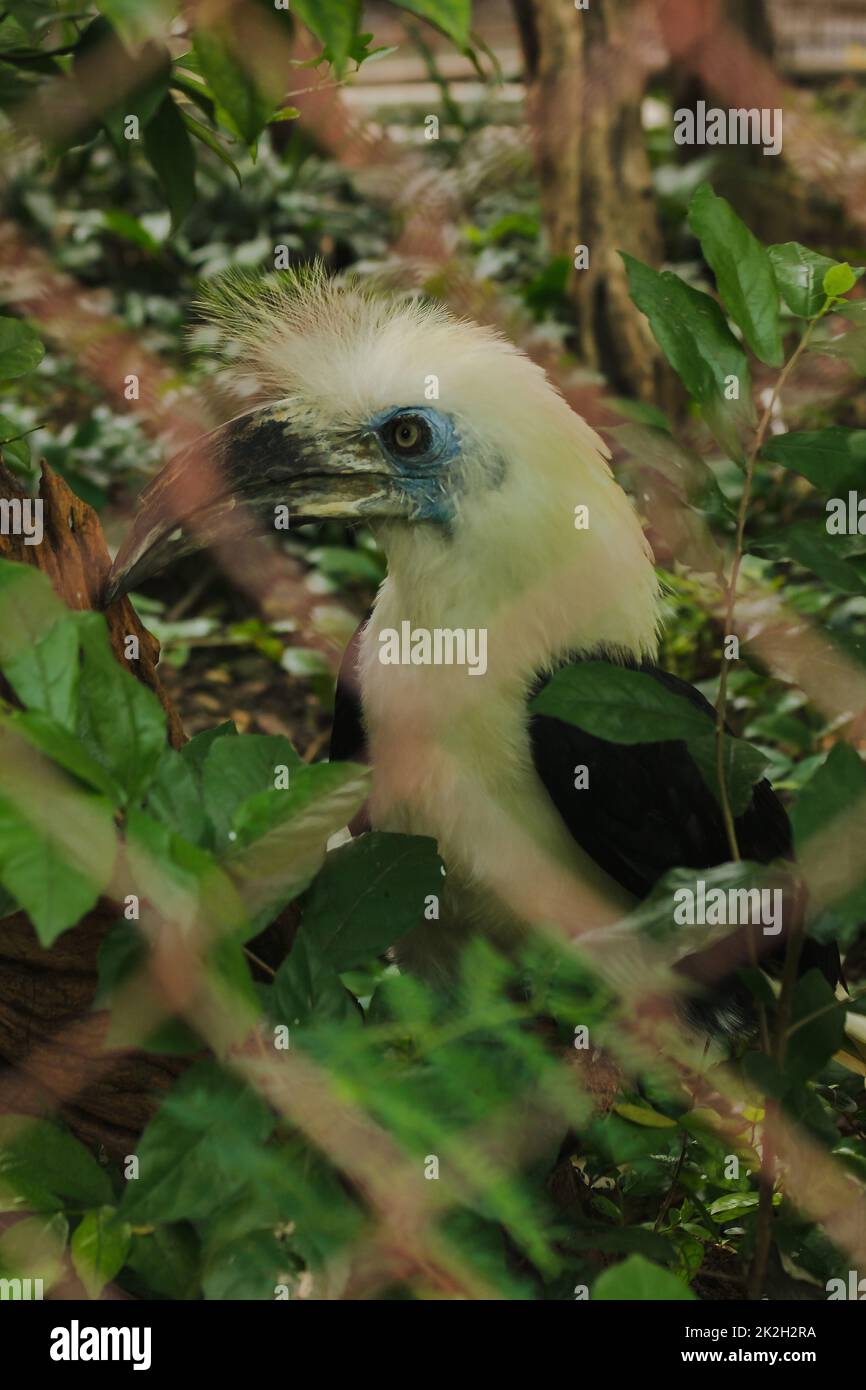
[751, 522, 866, 596]
[838, 301, 866, 327]
[0, 414, 32, 471]
[193, 24, 276, 145]
[603, 397, 671, 431]
[299, 832, 443, 970]
[0, 316, 44, 380]
[688, 732, 768, 817]
[609, 422, 733, 521]
[0, 799, 112, 943]
[224, 762, 370, 927]
[101, 44, 171, 150]
[2, 710, 120, 801]
[761, 427, 866, 495]
[688, 184, 783, 366]
[95, 917, 202, 1056]
[74, 612, 167, 802]
[531, 662, 711, 744]
[811, 323, 866, 374]
[122, 1062, 275, 1223]
[170, 71, 217, 121]
[93, 919, 147, 1010]
[0, 1212, 68, 1290]
[70, 17, 168, 152]
[791, 745, 866, 949]
[270, 106, 301, 122]
[610, 422, 734, 578]
[291, 0, 363, 72]
[792, 742, 866, 850]
[769, 243, 841, 318]
[707, 1192, 761, 1222]
[122, 811, 250, 966]
[310, 545, 386, 587]
[612, 1102, 678, 1129]
[71, 1206, 131, 1299]
[566, 1223, 674, 1263]
[201, 733, 301, 850]
[94, 918, 204, 1059]
[143, 95, 196, 230]
[272, 933, 359, 1029]
[145, 744, 207, 843]
[96, 0, 175, 46]
[785, 969, 845, 1085]
[736, 966, 778, 1010]
[201, 1141, 361, 1276]
[179, 720, 237, 782]
[0, 727, 115, 945]
[180, 111, 242, 187]
[389, 0, 472, 49]
[126, 1223, 200, 1300]
[340, 33, 399, 69]
[592, 1253, 696, 1300]
[3, 616, 78, 727]
[823, 262, 858, 299]
[622, 253, 754, 459]
[201, 1226, 288, 1300]
[625, 859, 775, 957]
[101, 209, 161, 254]
[0, 562, 78, 726]
[0, 1116, 112, 1212]
[208, 933, 261, 1024]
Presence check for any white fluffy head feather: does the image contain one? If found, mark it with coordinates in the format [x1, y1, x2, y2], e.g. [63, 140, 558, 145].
[199, 267, 660, 667]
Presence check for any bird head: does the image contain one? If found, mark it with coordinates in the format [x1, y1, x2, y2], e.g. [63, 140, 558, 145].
[105, 267, 658, 663]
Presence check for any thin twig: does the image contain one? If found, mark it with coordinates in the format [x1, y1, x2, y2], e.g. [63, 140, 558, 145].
[244, 946, 276, 978]
[714, 313, 825, 863]
[710, 305, 830, 1301]
[654, 1128, 689, 1232]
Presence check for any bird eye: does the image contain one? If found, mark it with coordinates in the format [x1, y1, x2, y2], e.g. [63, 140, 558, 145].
[384, 414, 433, 458]
[396, 421, 420, 449]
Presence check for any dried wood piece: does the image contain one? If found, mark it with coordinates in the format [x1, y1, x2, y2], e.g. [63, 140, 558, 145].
[0, 460, 185, 747]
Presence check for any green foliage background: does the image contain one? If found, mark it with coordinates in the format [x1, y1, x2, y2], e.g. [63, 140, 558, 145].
[0, 0, 865, 1303]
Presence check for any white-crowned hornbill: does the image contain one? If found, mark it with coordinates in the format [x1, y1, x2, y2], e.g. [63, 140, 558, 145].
[105, 270, 850, 1043]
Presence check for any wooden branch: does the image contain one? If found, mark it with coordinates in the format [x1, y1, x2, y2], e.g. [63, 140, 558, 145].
[0, 461, 184, 747]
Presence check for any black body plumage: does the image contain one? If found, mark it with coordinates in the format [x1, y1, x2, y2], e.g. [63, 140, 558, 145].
[330, 637, 841, 1036]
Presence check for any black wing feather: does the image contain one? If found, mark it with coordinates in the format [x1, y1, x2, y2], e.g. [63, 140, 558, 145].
[529, 660, 841, 1000]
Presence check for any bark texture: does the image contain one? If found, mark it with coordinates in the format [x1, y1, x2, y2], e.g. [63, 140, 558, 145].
[514, 0, 675, 406]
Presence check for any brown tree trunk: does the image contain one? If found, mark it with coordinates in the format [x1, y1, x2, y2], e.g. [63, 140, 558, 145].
[513, 0, 676, 407]
[665, 0, 785, 232]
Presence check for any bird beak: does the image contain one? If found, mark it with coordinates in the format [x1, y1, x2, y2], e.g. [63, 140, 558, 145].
[103, 404, 405, 604]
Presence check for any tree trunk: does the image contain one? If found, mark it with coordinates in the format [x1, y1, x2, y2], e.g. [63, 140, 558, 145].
[665, 0, 785, 233]
[513, 0, 675, 407]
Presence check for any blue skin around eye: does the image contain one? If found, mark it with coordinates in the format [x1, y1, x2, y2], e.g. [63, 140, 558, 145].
[365, 406, 462, 524]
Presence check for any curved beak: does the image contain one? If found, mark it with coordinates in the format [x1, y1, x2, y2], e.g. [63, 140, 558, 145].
[103, 404, 405, 604]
